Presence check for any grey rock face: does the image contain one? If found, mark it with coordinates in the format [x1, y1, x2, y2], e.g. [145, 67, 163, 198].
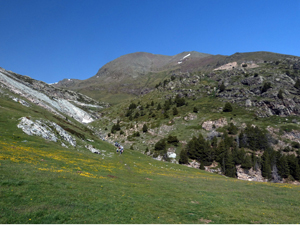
[85, 145, 101, 154]
[17, 117, 76, 147]
[0, 68, 96, 123]
[17, 117, 58, 142]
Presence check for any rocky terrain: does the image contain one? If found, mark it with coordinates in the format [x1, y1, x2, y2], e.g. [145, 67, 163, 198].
[2, 50, 300, 184]
[0, 67, 108, 123]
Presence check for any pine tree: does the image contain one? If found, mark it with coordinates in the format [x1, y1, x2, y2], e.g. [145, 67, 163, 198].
[277, 154, 290, 178]
[277, 89, 284, 100]
[172, 107, 178, 115]
[223, 102, 233, 112]
[157, 103, 161, 110]
[179, 150, 189, 164]
[219, 82, 225, 92]
[262, 151, 272, 180]
[225, 150, 236, 177]
[142, 124, 148, 133]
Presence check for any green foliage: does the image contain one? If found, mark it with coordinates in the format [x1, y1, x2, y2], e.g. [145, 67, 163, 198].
[261, 150, 272, 180]
[219, 82, 225, 92]
[167, 135, 179, 146]
[129, 102, 137, 110]
[228, 122, 238, 135]
[186, 134, 214, 165]
[142, 124, 148, 133]
[157, 103, 161, 110]
[277, 89, 284, 100]
[111, 121, 121, 134]
[134, 112, 140, 119]
[261, 82, 272, 93]
[179, 149, 189, 164]
[239, 125, 269, 151]
[175, 94, 185, 107]
[154, 138, 166, 151]
[193, 106, 198, 113]
[223, 102, 233, 112]
[172, 107, 178, 115]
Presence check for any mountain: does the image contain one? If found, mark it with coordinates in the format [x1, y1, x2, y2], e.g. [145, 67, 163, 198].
[54, 51, 297, 105]
[1, 51, 300, 223]
[53, 51, 213, 104]
[87, 50, 300, 184]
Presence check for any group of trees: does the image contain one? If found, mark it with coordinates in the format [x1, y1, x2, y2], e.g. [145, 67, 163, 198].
[179, 123, 300, 181]
[124, 94, 189, 121]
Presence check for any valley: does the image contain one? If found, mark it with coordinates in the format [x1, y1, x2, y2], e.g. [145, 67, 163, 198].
[1, 50, 300, 223]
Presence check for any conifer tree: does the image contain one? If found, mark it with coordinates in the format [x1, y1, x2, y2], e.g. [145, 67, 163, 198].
[277, 89, 284, 100]
[223, 102, 233, 112]
[172, 107, 178, 115]
[179, 149, 189, 164]
[262, 151, 272, 180]
[142, 124, 148, 133]
[277, 154, 290, 178]
[225, 150, 236, 177]
[157, 103, 161, 110]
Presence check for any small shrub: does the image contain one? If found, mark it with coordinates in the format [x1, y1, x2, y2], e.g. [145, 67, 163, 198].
[142, 124, 148, 133]
[223, 102, 233, 112]
[261, 82, 272, 93]
[155, 139, 166, 151]
[277, 89, 284, 100]
[167, 135, 179, 146]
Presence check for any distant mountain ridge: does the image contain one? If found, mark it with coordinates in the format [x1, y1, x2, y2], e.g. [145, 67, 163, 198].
[53, 51, 213, 103]
[53, 50, 299, 104]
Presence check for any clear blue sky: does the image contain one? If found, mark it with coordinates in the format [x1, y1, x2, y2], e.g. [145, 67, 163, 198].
[0, 0, 299, 83]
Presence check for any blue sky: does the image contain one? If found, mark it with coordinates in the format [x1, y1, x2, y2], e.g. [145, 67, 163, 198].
[0, 0, 299, 83]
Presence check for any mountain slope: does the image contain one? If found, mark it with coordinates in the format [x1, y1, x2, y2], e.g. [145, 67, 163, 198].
[53, 51, 213, 104]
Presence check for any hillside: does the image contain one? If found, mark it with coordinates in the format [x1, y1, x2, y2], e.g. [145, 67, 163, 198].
[88, 51, 300, 184]
[1, 93, 300, 223]
[53, 51, 213, 104]
[1, 50, 300, 223]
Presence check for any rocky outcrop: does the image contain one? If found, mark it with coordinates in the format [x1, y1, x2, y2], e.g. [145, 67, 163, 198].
[85, 145, 101, 154]
[0, 68, 97, 123]
[202, 118, 228, 131]
[17, 117, 76, 147]
[236, 165, 266, 182]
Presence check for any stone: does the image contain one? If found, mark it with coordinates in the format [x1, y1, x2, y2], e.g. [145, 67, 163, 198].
[245, 99, 252, 107]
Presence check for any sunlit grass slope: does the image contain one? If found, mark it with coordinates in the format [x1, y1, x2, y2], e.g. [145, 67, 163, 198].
[1, 137, 300, 223]
[1, 96, 300, 224]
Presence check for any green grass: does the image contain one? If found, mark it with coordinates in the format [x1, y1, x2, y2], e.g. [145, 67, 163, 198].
[1, 137, 300, 224]
[1, 96, 300, 223]
[1, 79, 300, 223]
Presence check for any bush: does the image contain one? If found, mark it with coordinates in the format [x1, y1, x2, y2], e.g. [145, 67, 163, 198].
[129, 103, 137, 110]
[219, 82, 225, 92]
[193, 107, 198, 113]
[142, 124, 148, 133]
[167, 135, 179, 146]
[223, 102, 233, 112]
[155, 139, 166, 151]
[179, 150, 189, 164]
[277, 89, 284, 100]
[173, 107, 178, 115]
[261, 82, 272, 93]
[228, 122, 238, 135]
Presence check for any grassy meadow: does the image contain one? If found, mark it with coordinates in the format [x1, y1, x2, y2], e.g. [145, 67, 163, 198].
[1, 135, 300, 223]
[1, 88, 300, 224]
